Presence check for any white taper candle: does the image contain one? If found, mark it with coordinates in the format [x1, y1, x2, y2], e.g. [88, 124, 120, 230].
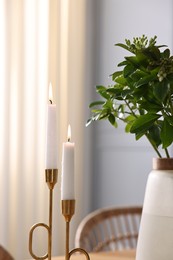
[45, 83, 58, 169]
[61, 125, 75, 199]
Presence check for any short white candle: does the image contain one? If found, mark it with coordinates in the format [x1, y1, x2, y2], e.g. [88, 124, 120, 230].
[61, 125, 75, 200]
[45, 83, 58, 169]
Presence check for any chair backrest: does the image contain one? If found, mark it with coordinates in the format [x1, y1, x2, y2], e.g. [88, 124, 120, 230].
[75, 206, 142, 253]
[0, 246, 14, 260]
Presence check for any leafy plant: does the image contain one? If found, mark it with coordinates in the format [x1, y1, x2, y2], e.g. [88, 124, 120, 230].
[87, 35, 173, 158]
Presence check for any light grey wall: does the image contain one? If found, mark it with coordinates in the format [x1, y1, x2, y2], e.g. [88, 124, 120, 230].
[88, 0, 173, 211]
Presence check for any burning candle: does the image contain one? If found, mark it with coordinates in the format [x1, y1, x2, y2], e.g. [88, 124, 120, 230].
[45, 83, 58, 169]
[61, 125, 75, 200]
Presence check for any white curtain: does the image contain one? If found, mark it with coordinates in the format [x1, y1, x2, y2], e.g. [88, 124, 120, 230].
[0, 0, 91, 259]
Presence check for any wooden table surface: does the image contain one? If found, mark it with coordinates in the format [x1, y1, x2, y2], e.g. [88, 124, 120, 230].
[50, 250, 135, 260]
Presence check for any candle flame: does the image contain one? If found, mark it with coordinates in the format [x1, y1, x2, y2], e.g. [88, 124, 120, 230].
[49, 83, 53, 104]
[67, 125, 71, 142]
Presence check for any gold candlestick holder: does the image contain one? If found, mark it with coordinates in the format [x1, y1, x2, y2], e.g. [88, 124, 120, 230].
[29, 169, 58, 260]
[61, 200, 90, 260]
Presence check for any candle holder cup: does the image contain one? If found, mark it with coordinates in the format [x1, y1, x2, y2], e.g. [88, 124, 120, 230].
[29, 169, 58, 260]
[61, 200, 90, 260]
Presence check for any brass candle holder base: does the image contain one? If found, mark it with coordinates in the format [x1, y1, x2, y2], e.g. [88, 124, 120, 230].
[62, 200, 90, 260]
[29, 169, 58, 260]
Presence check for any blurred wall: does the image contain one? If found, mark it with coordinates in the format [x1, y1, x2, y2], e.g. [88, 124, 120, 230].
[88, 0, 173, 210]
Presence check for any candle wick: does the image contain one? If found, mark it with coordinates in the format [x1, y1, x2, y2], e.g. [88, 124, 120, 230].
[68, 137, 70, 142]
[49, 99, 53, 104]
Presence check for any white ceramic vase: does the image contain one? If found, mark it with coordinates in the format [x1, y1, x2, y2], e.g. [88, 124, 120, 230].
[136, 158, 173, 260]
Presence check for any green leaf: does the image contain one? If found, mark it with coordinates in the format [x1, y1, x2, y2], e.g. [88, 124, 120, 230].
[86, 118, 93, 127]
[111, 71, 123, 80]
[86, 113, 101, 126]
[125, 123, 132, 133]
[125, 56, 139, 67]
[140, 101, 162, 113]
[117, 60, 128, 67]
[99, 113, 109, 120]
[135, 132, 145, 140]
[115, 43, 131, 52]
[135, 52, 148, 66]
[106, 87, 122, 95]
[130, 113, 161, 135]
[160, 119, 173, 148]
[142, 46, 161, 60]
[124, 115, 136, 123]
[89, 101, 105, 108]
[124, 115, 136, 133]
[103, 99, 113, 109]
[123, 64, 135, 78]
[96, 85, 106, 91]
[165, 116, 173, 126]
[163, 48, 170, 58]
[153, 81, 169, 102]
[108, 114, 115, 125]
[148, 125, 161, 147]
[96, 86, 110, 99]
[136, 74, 156, 88]
[115, 76, 127, 85]
[121, 89, 133, 98]
[130, 70, 147, 82]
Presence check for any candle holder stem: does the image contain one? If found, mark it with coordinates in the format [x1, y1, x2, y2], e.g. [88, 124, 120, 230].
[29, 169, 58, 260]
[62, 200, 90, 260]
[48, 189, 53, 259]
[65, 221, 70, 260]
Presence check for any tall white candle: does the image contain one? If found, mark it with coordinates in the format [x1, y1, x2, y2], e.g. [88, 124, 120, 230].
[61, 125, 75, 200]
[45, 83, 58, 169]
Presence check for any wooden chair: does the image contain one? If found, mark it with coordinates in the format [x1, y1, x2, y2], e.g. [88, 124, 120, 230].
[0, 246, 14, 260]
[75, 206, 142, 252]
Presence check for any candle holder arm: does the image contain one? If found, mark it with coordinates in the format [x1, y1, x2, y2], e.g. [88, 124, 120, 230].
[62, 200, 90, 260]
[29, 169, 58, 260]
[29, 222, 50, 260]
[69, 247, 90, 260]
